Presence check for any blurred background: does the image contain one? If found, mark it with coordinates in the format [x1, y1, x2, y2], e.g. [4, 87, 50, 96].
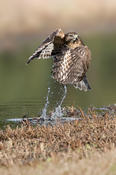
[0, 0, 116, 119]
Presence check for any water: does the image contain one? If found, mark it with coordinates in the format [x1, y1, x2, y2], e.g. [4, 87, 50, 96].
[51, 85, 67, 118]
[0, 34, 116, 121]
[41, 87, 50, 119]
[40, 85, 67, 118]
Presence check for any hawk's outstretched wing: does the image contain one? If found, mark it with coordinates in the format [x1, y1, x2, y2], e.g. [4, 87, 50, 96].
[52, 46, 91, 91]
[27, 29, 64, 64]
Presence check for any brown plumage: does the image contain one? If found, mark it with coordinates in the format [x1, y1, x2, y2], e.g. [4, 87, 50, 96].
[27, 29, 92, 91]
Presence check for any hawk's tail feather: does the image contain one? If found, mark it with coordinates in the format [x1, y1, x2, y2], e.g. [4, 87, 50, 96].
[74, 76, 91, 92]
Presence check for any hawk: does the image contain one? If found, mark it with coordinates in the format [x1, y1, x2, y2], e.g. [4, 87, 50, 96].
[27, 29, 92, 91]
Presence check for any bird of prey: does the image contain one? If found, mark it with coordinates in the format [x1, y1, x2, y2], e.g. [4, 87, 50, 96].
[27, 29, 92, 91]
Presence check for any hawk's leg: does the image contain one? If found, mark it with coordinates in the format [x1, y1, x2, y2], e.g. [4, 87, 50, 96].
[59, 85, 67, 106]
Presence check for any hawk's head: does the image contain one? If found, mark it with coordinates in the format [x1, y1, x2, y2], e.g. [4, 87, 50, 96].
[64, 32, 84, 48]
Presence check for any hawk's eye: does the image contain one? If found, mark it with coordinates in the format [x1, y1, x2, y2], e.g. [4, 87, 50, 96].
[68, 35, 73, 41]
[69, 35, 75, 41]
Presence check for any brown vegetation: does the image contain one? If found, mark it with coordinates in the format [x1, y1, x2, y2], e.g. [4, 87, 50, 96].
[1, 149, 116, 175]
[0, 107, 116, 174]
[0, 109, 116, 164]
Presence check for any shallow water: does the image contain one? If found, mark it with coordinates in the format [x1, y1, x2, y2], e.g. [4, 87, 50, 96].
[3, 104, 115, 128]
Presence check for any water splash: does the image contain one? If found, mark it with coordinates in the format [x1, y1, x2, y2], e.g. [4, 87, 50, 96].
[52, 85, 67, 118]
[41, 87, 50, 119]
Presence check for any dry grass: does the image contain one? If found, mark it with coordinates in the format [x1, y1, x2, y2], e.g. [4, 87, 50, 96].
[0, 108, 116, 174]
[1, 149, 116, 175]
